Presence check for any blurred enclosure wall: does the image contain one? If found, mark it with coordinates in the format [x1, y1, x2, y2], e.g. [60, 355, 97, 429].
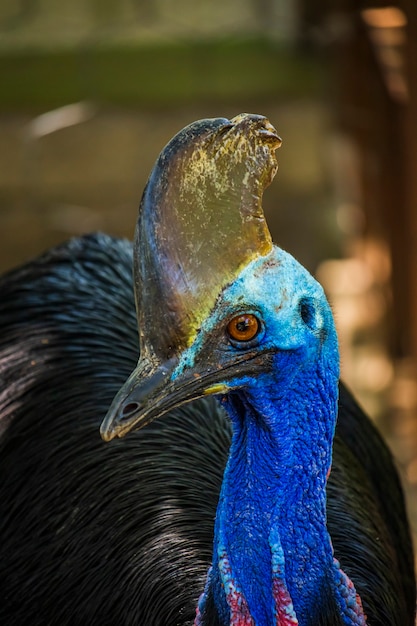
[0, 0, 417, 550]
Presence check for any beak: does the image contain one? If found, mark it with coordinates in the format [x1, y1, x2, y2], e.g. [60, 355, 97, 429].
[100, 357, 230, 441]
[100, 350, 271, 442]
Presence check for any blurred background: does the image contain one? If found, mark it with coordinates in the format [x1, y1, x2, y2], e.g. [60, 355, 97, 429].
[0, 0, 416, 561]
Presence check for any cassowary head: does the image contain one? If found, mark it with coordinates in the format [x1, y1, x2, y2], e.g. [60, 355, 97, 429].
[101, 113, 338, 441]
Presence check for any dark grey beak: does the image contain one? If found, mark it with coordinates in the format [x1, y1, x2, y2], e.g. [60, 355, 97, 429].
[100, 356, 231, 441]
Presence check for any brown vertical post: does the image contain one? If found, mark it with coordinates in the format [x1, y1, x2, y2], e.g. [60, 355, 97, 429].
[333, 8, 408, 356]
[399, 0, 417, 363]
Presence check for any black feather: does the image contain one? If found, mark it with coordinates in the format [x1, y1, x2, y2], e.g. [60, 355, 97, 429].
[0, 234, 414, 625]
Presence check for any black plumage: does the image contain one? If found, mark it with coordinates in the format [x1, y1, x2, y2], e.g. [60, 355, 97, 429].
[0, 233, 414, 625]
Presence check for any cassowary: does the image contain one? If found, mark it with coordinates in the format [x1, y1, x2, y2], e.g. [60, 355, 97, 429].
[0, 114, 415, 626]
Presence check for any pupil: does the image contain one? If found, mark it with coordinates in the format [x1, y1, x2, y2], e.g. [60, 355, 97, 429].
[236, 320, 248, 332]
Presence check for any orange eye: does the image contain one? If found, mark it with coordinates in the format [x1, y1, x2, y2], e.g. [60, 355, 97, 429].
[227, 314, 260, 342]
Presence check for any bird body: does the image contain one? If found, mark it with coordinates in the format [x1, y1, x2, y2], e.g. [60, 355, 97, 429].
[0, 114, 415, 625]
[0, 233, 414, 625]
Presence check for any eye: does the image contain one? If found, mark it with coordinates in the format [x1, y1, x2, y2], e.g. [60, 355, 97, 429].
[227, 313, 260, 343]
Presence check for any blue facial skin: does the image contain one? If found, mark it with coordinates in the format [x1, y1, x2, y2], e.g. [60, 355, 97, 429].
[172, 247, 360, 626]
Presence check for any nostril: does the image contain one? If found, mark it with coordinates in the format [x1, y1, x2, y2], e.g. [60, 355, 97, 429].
[121, 402, 140, 419]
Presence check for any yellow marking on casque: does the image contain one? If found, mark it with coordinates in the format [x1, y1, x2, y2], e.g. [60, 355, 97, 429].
[184, 248, 262, 349]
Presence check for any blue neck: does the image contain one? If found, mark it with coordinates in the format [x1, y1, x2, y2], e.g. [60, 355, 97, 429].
[195, 354, 366, 626]
[221, 363, 336, 625]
